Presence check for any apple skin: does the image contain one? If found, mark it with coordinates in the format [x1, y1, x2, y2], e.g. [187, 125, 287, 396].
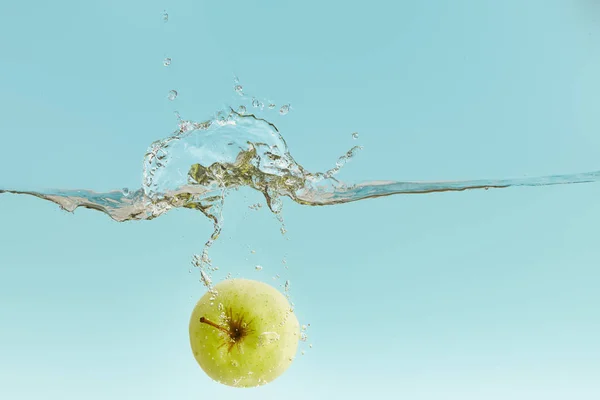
[189, 278, 300, 387]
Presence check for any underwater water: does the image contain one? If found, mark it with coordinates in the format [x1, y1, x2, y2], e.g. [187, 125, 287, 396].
[1, 1, 600, 399]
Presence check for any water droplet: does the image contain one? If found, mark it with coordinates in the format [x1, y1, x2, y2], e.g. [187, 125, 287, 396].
[300, 332, 308, 342]
[167, 90, 178, 101]
[301, 324, 307, 331]
[309, 344, 313, 349]
[301, 351, 305, 355]
[268, 103, 276, 109]
[162, 11, 169, 22]
[255, 265, 263, 271]
[237, 105, 247, 114]
[121, 188, 130, 196]
[252, 98, 264, 109]
[284, 280, 291, 292]
[250, 250, 256, 254]
[163, 57, 171, 67]
[234, 85, 243, 95]
[279, 104, 290, 115]
[352, 132, 359, 139]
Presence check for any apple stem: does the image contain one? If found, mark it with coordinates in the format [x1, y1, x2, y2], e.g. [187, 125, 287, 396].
[200, 316, 230, 335]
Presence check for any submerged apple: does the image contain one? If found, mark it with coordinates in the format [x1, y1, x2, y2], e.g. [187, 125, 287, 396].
[189, 278, 300, 387]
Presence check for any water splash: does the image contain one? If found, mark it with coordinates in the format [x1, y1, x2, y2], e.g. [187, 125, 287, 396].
[2, 84, 600, 287]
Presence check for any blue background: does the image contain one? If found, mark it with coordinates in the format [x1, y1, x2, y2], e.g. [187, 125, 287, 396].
[1, 1, 600, 399]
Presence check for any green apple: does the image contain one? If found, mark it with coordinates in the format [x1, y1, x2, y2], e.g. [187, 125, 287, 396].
[189, 278, 300, 387]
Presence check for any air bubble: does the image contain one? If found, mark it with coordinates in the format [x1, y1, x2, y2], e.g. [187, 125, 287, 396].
[167, 90, 178, 101]
[248, 203, 262, 210]
[258, 331, 280, 346]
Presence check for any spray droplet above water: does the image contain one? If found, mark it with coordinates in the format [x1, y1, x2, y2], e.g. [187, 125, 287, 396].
[279, 104, 290, 115]
[167, 90, 178, 101]
[163, 58, 171, 67]
[252, 98, 264, 109]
